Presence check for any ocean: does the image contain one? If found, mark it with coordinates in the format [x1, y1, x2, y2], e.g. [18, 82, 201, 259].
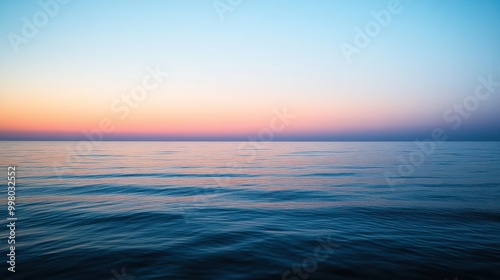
[0, 141, 499, 280]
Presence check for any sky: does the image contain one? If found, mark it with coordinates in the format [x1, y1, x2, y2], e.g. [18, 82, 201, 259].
[1, 0, 500, 141]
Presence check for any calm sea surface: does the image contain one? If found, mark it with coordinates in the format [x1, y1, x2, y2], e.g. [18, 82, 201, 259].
[0, 141, 499, 280]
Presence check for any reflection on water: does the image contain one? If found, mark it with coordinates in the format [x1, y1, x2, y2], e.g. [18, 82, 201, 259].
[0, 141, 499, 279]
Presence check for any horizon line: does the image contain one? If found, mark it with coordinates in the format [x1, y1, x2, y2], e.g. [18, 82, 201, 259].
[1, 139, 500, 142]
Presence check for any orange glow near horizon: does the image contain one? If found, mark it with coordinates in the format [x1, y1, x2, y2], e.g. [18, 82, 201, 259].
[0, 87, 435, 138]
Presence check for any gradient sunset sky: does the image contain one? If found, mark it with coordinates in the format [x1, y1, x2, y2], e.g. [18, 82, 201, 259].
[1, 0, 499, 140]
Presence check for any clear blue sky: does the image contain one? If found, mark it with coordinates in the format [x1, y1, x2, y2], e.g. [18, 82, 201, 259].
[1, 0, 500, 140]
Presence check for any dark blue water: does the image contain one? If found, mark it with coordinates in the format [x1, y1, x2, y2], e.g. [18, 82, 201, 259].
[1, 142, 499, 280]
